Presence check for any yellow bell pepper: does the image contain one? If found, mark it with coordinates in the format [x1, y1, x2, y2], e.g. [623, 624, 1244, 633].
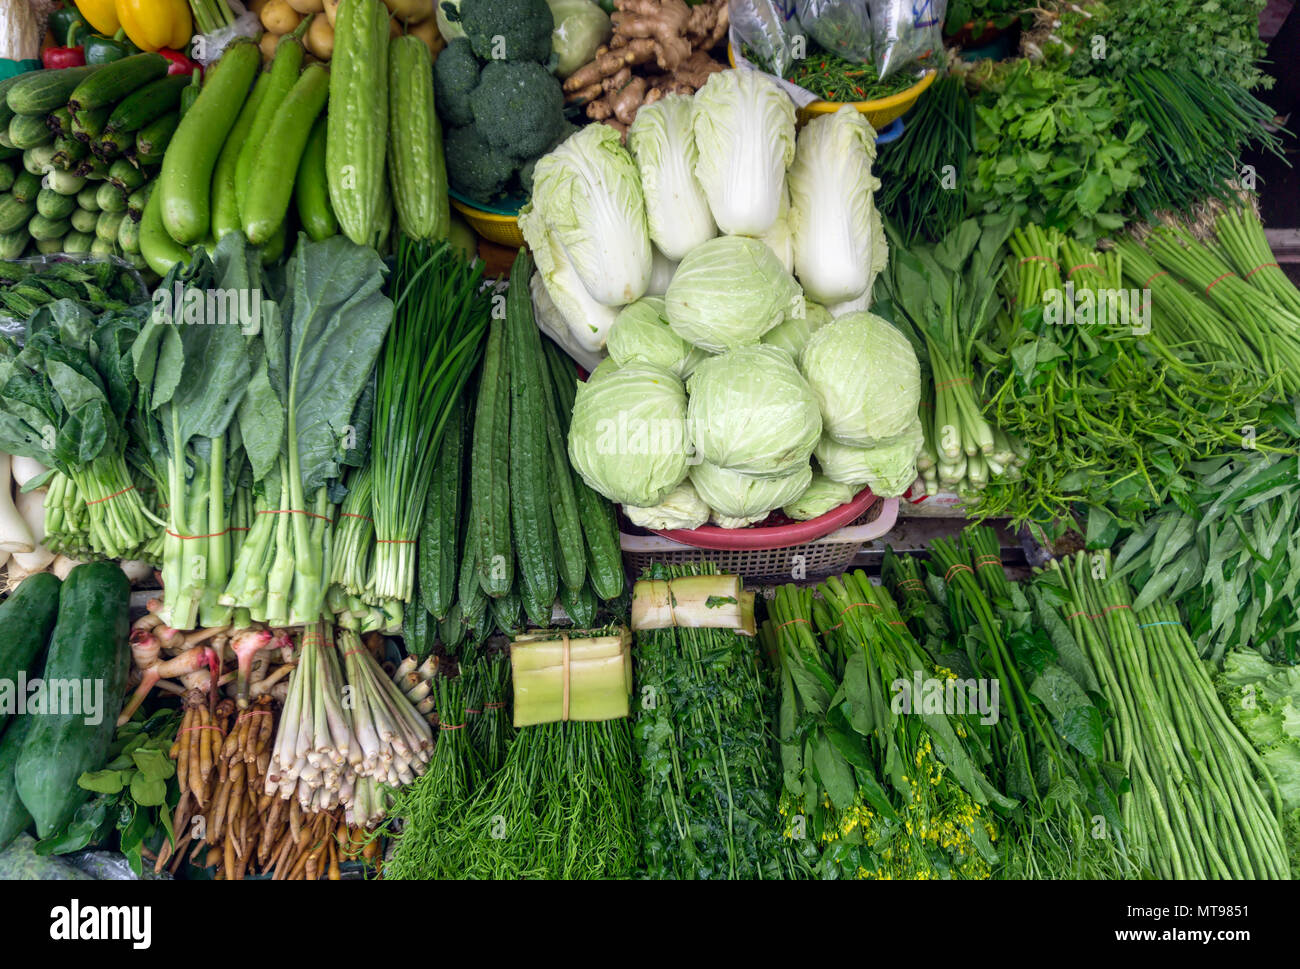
[115, 0, 192, 52]
[74, 0, 120, 35]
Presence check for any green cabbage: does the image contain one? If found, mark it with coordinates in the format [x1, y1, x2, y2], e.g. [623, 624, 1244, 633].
[858, 418, 924, 497]
[783, 474, 855, 520]
[691, 69, 797, 236]
[587, 357, 621, 384]
[567, 361, 689, 507]
[800, 311, 920, 447]
[686, 344, 822, 476]
[690, 459, 812, 523]
[665, 235, 803, 351]
[813, 433, 872, 486]
[546, 0, 612, 78]
[788, 106, 884, 305]
[606, 298, 709, 378]
[520, 123, 651, 308]
[623, 479, 710, 530]
[626, 94, 717, 261]
[762, 300, 831, 358]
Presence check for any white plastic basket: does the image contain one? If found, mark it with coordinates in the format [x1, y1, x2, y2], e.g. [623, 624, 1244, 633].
[620, 498, 899, 584]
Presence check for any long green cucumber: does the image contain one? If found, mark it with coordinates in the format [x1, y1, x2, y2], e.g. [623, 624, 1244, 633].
[294, 113, 336, 241]
[14, 563, 130, 839]
[5, 66, 102, 116]
[159, 39, 260, 245]
[68, 53, 168, 114]
[211, 72, 270, 241]
[139, 183, 189, 276]
[234, 36, 304, 221]
[242, 63, 329, 245]
[105, 74, 190, 133]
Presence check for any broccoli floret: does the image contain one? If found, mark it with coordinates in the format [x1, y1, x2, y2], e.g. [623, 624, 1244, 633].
[444, 124, 517, 204]
[434, 38, 481, 128]
[519, 120, 580, 194]
[458, 0, 553, 63]
[470, 60, 565, 161]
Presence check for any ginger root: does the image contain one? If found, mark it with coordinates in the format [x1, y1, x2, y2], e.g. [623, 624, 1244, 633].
[564, 0, 728, 130]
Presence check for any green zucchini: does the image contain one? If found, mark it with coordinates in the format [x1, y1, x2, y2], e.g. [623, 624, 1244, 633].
[14, 562, 130, 839]
[0, 572, 62, 733]
[0, 162, 12, 193]
[235, 36, 304, 220]
[159, 39, 260, 245]
[0, 715, 34, 849]
[29, 214, 71, 242]
[139, 180, 188, 277]
[8, 114, 52, 151]
[327, 0, 390, 246]
[36, 188, 77, 221]
[295, 113, 336, 241]
[95, 210, 125, 242]
[242, 62, 329, 245]
[69, 53, 168, 115]
[5, 66, 102, 116]
[211, 73, 270, 241]
[387, 35, 448, 242]
[0, 229, 25, 258]
[0, 194, 36, 233]
[62, 230, 94, 254]
[134, 111, 179, 162]
[105, 74, 189, 133]
[419, 396, 465, 620]
[472, 313, 513, 597]
[76, 184, 100, 211]
[96, 181, 127, 213]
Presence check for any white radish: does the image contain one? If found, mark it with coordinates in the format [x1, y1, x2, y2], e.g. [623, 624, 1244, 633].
[11, 487, 53, 572]
[0, 453, 36, 554]
[9, 455, 48, 489]
[51, 555, 83, 580]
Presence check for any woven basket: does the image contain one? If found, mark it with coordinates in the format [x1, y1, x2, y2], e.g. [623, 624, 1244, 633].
[620, 498, 898, 585]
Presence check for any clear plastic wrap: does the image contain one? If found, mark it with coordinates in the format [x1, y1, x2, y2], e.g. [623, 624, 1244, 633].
[0, 254, 150, 339]
[868, 0, 946, 79]
[190, 0, 263, 66]
[728, 0, 802, 78]
[794, 0, 874, 65]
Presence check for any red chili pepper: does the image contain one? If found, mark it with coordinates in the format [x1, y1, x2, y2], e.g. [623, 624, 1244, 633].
[42, 46, 86, 69]
[159, 48, 201, 77]
[855, 86, 864, 97]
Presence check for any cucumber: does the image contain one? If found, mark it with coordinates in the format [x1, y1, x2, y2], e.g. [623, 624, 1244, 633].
[0, 194, 35, 233]
[74, 155, 108, 180]
[96, 181, 127, 213]
[14, 562, 130, 839]
[126, 181, 152, 221]
[117, 212, 140, 253]
[0, 73, 31, 132]
[95, 210, 125, 242]
[472, 314, 513, 597]
[89, 238, 116, 257]
[134, 111, 178, 162]
[62, 230, 94, 254]
[22, 145, 57, 177]
[0, 572, 62, 733]
[45, 168, 86, 197]
[506, 249, 557, 618]
[92, 129, 132, 160]
[235, 37, 304, 220]
[419, 396, 465, 620]
[0, 229, 25, 258]
[294, 113, 336, 241]
[47, 107, 73, 139]
[159, 39, 260, 245]
[211, 73, 270, 241]
[69, 54, 168, 115]
[387, 36, 448, 242]
[0, 129, 13, 150]
[0, 162, 12, 192]
[10, 171, 39, 204]
[108, 159, 145, 193]
[242, 63, 329, 245]
[327, 0, 390, 246]
[36, 188, 77, 220]
[5, 66, 103, 116]
[76, 184, 101, 212]
[51, 136, 88, 171]
[29, 214, 71, 242]
[70, 105, 111, 143]
[0, 716, 35, 849]
[139, 182, 188, 276]
[35, 236, 67, 255]
[105, 74, 190, 133]
[179, 69, 201, 117]
[8, 114, 52, 150]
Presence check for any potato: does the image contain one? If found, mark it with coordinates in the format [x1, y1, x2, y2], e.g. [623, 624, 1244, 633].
[305, 15, 335, 60]
[248, 0, 270, 14]
[384, 0, 435, 23]
[259, 30, 280, 62]
[286, 0, 325, 12]
[261, 0, 302, 34]
[407, 17, 446, 59]
[324, 0, 342, 26]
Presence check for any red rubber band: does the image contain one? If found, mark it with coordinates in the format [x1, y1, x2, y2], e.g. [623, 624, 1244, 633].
[439, 722, 465, 731]
[1205, 272, 1237, 294]
[177, 724, 224, 735]
[1244, 262, 1278, 279]
[86, 484, 137, 506]
[257, 508, 333, 522]
[166, 528, 234, 540]
[1142, 271, 1169, 288]
[236, 710, 272, 723]
[774, 617, 811, 631]
[944, 563, 974, 582]
[1067, 263, 1100, 277]
[484, 702, 506, 710]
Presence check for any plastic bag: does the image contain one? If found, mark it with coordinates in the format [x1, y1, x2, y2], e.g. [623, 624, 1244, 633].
[794, 0, 874, 65]
[728, 0, 803, 78]
[868, 0, 946, 79]
[0, 254, 150, 339]
[190, 0, 262, 66]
